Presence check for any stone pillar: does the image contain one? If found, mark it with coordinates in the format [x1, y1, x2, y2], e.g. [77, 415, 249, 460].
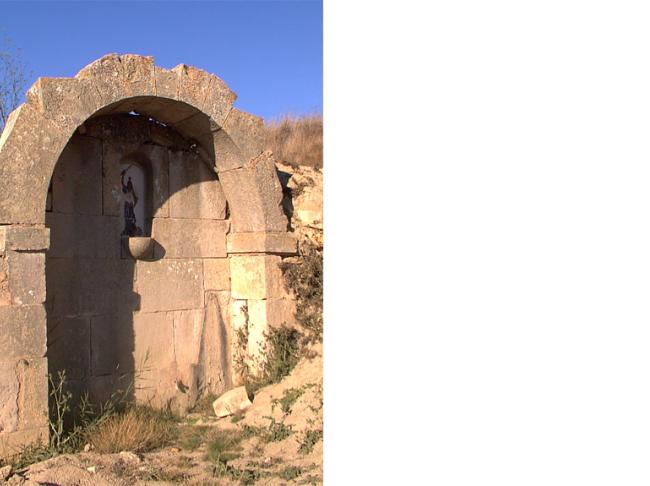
[227, 232, 297, 383]
[0, 226, 49, 456]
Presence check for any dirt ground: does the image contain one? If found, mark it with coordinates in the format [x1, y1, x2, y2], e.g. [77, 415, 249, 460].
[4, 345, 323, 486]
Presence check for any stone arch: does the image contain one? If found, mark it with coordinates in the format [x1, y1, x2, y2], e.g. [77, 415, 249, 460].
[0, 54, 296, 453]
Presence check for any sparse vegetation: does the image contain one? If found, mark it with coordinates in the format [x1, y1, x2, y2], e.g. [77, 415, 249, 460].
[279, 465, 304, 481]
[178, 425, 211, 451]
[236, 324, 303, 395]
[299, 429, 323, 455]
[281, 239, 323, 341]
[264, 114, 323, 168]
[87, 405, 177, 453]
[272, 386, 305, 415]
[189, 393, 218, 415]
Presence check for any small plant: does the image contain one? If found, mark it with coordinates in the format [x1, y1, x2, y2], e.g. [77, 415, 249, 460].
[298, 429, 323, 455]
[271, 387, 305, 416]
[262, 416, 293, 443]
[205, 429, 243, 467]
[278, 465, 303, 481]
[88, 406, 176, 453]
[237, 325, 303, 395]
[178, 425, 211, 451]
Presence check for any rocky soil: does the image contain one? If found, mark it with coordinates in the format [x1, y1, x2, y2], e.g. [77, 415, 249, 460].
[4, 345, 322, 486]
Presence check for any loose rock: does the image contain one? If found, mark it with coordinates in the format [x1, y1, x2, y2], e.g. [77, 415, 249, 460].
[212, 386, 252, 418]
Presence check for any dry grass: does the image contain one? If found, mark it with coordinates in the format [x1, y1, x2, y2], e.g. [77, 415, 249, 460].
[264, 114, 323, 168]
[88, 406, 176, 453]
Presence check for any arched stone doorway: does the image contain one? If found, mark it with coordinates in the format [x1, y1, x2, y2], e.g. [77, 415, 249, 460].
[0, 54, 296, 453]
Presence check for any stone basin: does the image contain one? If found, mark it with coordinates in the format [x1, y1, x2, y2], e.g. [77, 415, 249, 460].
[122, 236, 154, 260]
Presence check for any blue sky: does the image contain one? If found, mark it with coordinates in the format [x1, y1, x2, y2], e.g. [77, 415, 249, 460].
[0, 0, 322, 121]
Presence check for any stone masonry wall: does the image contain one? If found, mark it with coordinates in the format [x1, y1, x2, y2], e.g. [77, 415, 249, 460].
[46, 114, 233, 413]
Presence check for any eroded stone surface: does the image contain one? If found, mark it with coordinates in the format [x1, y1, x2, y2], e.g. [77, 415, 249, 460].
[203, 258, 230, 291]
[230, 255, 285, 300]
[0, 305, 47, 360]
[168, 151, 227, 219]
[152, 219, 228, 259]
[7, 252, 45, 306]
[135, 259, 204, 312]
[0, 227, 49, 252]
[219, 151, 288, 233]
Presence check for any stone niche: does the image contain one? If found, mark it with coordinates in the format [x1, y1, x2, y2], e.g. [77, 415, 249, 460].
[45, 113, 233, 412]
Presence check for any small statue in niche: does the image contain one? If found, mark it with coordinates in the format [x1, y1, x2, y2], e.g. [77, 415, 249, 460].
[121, 166, 142, 236]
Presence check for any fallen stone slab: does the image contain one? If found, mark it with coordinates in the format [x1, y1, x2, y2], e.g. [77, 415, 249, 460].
[212, 386, 252, 418]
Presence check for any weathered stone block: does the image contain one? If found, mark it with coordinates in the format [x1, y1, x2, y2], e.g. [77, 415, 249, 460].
[47, 316, 89, 380]
[133, 311, 175, 370]
[174, 65, 235, 127]
[168, 151, 227, 219]
[203, 75, 237, 129]
[120, 54, 155, 98]
[230, 255, 285, 300]
[75, 54, 129, 110]
[248, 298, 297, 332]
[173, 112, 218, 137]
[0, 305, 46, 360]
[46, 213, 121, 259]
[219, 109, 264, 169]
[203, 258, 230, 290]
[173, 309, 203, 386]
[88, 374, 131, 406]
[152, 219, 228, 258]
[212, 386, 251, 418]
[246, 299, 296, 362]
[0, 103, 69, 224]
[90, 313, 135, 376]
[7, 252, 45, 305]
[46, 258, 137, 318]
[174, 65, 211, 111]
[145, 145, 170, 218]
[227, 232, 297, 255]
[0, 227, 49, 252]
[0, 426, 48, 457]
[215, 290, 232, 333]
[28, 77, 102, 135]
[16, 357, 48, 431]
[153, 66, 179, 100]
[51, 135, 103, 215]
[219, 151, 288, 233]
[132, 363, 180, 411]
[0, 361, 19, 434]
[230, 299, 248, 386]
[231, 300, 248, 333]
[135, 259, 203, 312]
[203, 291, 231, 394]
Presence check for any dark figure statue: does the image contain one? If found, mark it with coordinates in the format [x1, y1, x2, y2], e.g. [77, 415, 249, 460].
[121, 167, 141, 236]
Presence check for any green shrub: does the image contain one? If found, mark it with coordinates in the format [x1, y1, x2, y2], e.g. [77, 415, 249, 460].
[281, 240, 323, 341]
